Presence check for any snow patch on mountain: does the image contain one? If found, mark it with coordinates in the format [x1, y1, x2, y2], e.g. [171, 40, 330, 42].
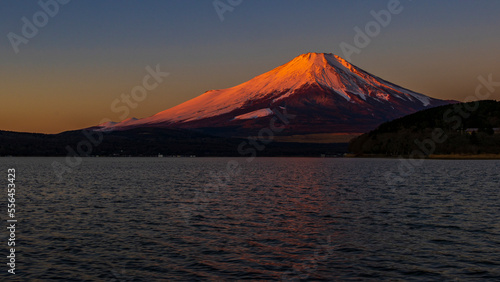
[99, 52, 441, 131]
[234, 108, 273, 120]
[99, 121, 118, 127]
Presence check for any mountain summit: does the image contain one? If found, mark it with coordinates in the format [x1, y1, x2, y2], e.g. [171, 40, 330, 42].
[99, 53, 451, 135]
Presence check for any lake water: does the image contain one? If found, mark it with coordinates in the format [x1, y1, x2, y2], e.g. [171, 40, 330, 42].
[1, 157, 499, 281]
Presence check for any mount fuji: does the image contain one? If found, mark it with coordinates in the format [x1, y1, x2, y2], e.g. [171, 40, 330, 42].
[97, 53, 451, 136]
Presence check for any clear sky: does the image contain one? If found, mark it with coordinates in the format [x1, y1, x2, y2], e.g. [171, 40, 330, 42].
[1, 0, 500, 133]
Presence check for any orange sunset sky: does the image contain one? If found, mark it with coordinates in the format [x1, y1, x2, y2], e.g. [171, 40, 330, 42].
[1, 0, 500, 133]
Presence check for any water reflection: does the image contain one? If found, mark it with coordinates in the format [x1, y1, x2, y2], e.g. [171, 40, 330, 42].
[2, 157, 499, 280]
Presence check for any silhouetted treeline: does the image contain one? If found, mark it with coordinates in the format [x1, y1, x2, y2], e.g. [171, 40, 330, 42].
[349, 100, 500, 155]
[0, 127, 347, 157]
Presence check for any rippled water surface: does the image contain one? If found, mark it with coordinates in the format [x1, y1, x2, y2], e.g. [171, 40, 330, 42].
[1, 157, 499, 281]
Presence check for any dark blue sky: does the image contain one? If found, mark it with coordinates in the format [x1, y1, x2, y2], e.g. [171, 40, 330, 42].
[2, 0, 500, 133]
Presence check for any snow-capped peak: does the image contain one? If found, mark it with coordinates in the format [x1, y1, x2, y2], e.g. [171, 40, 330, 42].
[100, 52, 438, 131]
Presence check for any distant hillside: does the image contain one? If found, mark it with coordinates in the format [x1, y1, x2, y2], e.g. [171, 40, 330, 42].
[349, 100, 500, 156]
[0, 128, 348, 157]
[98, 53, 450, 136]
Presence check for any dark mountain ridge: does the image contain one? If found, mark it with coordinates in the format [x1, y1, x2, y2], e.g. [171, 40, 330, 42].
[349, 100, 500, 156]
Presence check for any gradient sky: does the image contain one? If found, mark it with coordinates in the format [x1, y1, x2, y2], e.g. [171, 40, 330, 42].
[1, 0, 500, 133]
